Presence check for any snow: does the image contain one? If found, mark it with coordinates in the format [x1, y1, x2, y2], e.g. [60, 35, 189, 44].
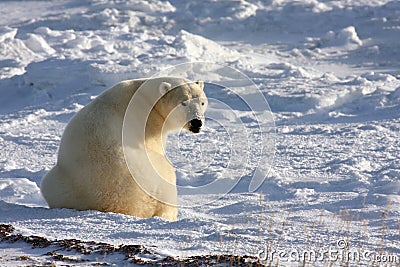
[0, 0, 399, 266]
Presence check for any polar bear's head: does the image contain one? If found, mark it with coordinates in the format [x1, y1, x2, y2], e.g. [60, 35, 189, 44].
[154, 79, 208, 134]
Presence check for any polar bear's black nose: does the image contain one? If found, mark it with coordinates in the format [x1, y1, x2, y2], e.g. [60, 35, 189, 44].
[189, 119, 202, 133]
[190, 119, 202, 128]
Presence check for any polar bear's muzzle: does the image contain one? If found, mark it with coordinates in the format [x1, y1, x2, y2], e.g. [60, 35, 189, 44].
[188, 118, 203, 133]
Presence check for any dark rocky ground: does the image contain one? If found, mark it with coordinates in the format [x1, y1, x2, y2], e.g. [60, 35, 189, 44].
[0, 224, 263, 266]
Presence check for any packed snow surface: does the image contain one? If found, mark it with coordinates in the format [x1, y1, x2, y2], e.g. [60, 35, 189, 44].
[0, 0, 399, 266]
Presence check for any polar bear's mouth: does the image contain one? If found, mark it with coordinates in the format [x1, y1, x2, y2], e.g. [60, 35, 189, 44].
[189, 127, 201, 133]
[188, 118, 202, 133]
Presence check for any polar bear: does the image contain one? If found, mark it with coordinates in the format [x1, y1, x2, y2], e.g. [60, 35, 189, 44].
[40, 77, 208, 221]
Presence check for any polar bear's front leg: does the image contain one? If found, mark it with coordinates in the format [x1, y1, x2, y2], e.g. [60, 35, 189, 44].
[154, 204, 178, 221]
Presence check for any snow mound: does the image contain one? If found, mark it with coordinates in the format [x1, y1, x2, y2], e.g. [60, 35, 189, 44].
[173, 30, 240, 62]
[319, 26, 363, 49]
[24, 34, 56, 56]
[0, 27, 36, 78]
[22, 59, 101, 95]
[0, 27, 17, 43]
[0, 178, 46, 207]
[0, 58, 103, 112]
[315, 72, 400, 118]
[267, 62, 314, 79]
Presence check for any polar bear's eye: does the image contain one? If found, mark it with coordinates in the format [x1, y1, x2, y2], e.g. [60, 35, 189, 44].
[201, 102, 205, 106]
[181, 102, 187, 106]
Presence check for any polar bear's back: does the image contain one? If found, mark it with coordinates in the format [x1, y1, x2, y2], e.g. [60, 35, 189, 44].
[41, 79, 147, 211]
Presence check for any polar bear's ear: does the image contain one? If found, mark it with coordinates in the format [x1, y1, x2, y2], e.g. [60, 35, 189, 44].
[195, 81, 204, 90]
[159, 82, 172, 95]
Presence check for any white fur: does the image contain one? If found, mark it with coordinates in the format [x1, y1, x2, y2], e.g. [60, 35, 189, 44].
[40, 77, 207, 221]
